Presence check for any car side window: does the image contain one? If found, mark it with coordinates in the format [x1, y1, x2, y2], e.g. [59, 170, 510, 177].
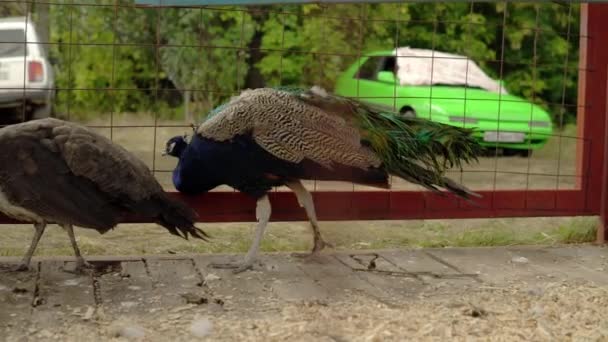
[0, 29, 27, 58]
[354, 56, 385, 80]
[381, 56, 397, 73]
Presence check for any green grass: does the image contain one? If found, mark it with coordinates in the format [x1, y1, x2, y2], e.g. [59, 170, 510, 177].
[0, 216, 598, 258]
[552, 217, 597, 244]
[532, 123, 578, 162]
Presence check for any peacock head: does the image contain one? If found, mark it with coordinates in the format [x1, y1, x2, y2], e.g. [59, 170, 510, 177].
[163, 135, 188, 158]
[164, 123, 197, 157]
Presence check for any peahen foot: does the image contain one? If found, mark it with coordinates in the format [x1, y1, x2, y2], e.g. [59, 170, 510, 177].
[62, 257, 93, 275]
[12, 263, 31, 272]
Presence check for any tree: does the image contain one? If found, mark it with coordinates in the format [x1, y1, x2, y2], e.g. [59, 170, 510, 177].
[33, 1, 579, 125]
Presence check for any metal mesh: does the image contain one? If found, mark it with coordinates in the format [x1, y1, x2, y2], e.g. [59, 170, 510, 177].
[0, 1, 589, 217]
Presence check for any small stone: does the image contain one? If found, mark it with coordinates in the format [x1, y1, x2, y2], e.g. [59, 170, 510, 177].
[190, 317, 213, 338]
[63, 279, 80, 286]
[511, 256, 529, 264]
[12, 287, 27, 294]
[32, 297, 45, 307]
[38, 330, 53, 338]
[0, 284, 8, 291]
[127, 286, 142, 291]
[82, 306, 95, 321]
[463, 305, 487, 318]
[112, 325, 146, 339]
[181, 293, 208, 305]
[171, 305, 194, 313]
[205, 274, 221, 282]
[166, 313, 182, 321]
[120, 301, 138, 308]
[526, 287, 544, 297]
[530, 304, 544, 317]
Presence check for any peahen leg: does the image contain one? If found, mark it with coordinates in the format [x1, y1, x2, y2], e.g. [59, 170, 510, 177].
[14, 222, 47, 272]
[61, 224, 92, 273]
[286, 180, 333, 258]
[210, 195, 271, 274]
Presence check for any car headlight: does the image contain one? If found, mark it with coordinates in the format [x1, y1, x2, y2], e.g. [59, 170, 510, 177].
[528, 121, 551, 127]
[449, 116, 479, 124]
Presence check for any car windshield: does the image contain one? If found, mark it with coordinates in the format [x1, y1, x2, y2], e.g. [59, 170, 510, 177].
[0, 29, 26, 58]
[394, 47, 507, 94]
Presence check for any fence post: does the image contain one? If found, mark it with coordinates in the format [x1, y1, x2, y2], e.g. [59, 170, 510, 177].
[599, 67, 608, 243]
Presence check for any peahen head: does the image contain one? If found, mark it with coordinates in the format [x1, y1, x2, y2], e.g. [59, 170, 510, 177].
[164, 135, 188, 158]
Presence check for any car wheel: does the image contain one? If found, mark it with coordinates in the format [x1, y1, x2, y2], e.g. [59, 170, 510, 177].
[519, 149, 532, 158]
[30, 103, 53, 120]
[503, 148, 532, 158]
[400, 106, 416, 118]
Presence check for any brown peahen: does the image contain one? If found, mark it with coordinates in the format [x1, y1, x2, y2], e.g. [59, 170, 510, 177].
[0, 118, 208, 273]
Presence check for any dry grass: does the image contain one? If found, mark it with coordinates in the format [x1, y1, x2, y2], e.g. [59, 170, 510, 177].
[0, 216, 597, 258]
[13, 281, 608, 341]
[194, 282, 608, 341]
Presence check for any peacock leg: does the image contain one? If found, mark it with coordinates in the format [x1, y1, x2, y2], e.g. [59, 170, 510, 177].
[61, 224, 92, 273]
[286, 180, 333, 258]
[13, 222, 47, 272]
[210, 195, 271, 274]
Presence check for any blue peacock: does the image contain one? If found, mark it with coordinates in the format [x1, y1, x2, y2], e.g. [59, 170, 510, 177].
[164, 86, 483, 273]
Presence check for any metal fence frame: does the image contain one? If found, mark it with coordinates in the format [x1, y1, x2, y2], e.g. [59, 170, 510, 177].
[2, 2, 608, 242]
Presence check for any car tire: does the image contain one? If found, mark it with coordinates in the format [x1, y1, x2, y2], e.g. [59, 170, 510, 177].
[519, 149, 532, 158]
[30, 103, 53, 120]
[503, 148, 532, 158]
[400, 107, 416, 118]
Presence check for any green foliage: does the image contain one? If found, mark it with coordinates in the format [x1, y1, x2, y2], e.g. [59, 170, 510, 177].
[159, 7, 254, 111]
[258, 2, 580, 124]
[37, 1, 579, 123]
[49, 3, 159, 118]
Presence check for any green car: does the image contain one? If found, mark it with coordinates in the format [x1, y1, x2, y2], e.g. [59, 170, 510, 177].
[334, 49, 553, 156]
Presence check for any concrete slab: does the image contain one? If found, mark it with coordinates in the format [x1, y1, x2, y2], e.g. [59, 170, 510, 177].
[96, 260, 156, 315]
[30, 260, 97, 335]
[0, 263, 36, 335]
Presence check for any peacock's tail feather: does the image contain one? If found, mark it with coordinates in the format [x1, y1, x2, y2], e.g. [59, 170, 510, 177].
[297, 86, 483, 199]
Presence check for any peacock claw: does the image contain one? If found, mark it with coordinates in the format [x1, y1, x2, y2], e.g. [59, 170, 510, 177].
[210, 261, 254, 274]
[292, 239, 333, 259]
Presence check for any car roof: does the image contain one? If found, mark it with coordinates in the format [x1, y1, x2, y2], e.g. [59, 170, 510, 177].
[0, 16, 33, 25]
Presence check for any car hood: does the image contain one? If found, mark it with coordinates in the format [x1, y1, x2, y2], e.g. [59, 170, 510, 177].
[415, 86, 552, 123]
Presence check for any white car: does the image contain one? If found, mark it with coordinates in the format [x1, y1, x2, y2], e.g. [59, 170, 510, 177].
[0, 16, 54, 121]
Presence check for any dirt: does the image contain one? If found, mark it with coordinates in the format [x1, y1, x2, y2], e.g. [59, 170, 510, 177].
[4, 281, 607, 341]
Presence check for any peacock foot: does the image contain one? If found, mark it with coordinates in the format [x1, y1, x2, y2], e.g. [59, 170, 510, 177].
[210, 260, 255, 274]
[62, 258, 93, 275]
[291, 238, 334, 260]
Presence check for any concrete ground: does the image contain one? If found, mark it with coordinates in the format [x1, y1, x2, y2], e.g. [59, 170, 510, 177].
[1, 245, 608, 341]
